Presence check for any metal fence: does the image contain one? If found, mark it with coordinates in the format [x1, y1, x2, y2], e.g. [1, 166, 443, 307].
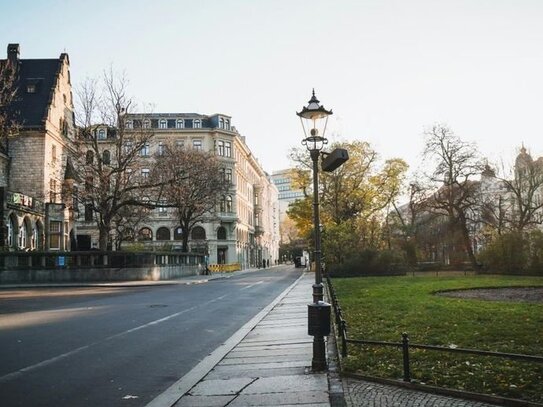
[326, 275, 543, 383]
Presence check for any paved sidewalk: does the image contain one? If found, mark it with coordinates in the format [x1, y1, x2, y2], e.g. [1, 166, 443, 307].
[147, 272, 330, 407]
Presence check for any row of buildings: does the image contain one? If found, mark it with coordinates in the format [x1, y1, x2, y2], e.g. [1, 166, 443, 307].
[0, 44, 279, 267]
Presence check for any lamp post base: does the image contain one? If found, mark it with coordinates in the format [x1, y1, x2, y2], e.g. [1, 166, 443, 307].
[312, 335, 327, 371]
[312, 283, 324, 303]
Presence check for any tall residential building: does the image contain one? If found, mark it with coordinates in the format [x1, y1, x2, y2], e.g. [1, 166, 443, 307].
[75, 113, 280, 267]
[0, 44, 76, 251]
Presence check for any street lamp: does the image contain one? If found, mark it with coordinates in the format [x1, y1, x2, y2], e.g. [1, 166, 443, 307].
[297, 89, 333, 371]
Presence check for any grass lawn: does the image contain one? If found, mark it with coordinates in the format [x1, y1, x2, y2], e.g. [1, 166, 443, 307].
[332, 274, 543, 403]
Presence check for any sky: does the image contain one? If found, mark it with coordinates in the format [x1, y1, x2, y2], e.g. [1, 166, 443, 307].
[2, 0, 543, 176]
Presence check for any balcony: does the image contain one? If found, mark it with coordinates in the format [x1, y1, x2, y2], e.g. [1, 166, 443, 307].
[217, 212, 238, 223]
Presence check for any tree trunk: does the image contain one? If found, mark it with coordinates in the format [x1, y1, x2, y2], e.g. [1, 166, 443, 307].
[99, 225, 110, 251]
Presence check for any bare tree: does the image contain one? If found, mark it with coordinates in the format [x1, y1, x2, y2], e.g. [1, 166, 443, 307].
[423, 124, 485, 267]
[154, 143, 228, 252]
[494, 151, 543, 232]
[74, 69, 161, 250]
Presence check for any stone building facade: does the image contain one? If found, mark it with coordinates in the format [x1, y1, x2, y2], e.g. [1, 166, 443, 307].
[75, 113, 280, 267]
[0, 44, 76, 251]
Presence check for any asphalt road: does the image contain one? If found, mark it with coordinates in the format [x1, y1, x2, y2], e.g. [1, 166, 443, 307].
[0, 266, 303, 407]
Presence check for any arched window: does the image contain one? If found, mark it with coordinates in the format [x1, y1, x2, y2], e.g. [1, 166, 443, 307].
[159, 119, 167, 129]
[217, 226, 227, 240]
[18, 220, 27, 249]
[225, 168, 232, 183]
[176, 119, 184, 129]
[98, 129, 106, 139]
[191, 226, 206, 240]
[156, 227, 171, 241]
[86, 150, 94, 164]
[193, 119, 201, 129]
[7, 216, 15, 248]
[174, 227, 183, 241]
[102, 150, 111, 165]
[138, 227, 153, 241]
[219, 195, 226, 212]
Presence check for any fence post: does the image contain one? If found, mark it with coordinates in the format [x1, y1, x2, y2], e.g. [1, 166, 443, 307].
[341, 320, 348, 358]
[402, 332, 411, 382]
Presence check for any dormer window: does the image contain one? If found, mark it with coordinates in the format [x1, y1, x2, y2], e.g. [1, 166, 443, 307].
[125, 120, 133, 129]
[26, 84, 36, 93]
[219, 118, 225, 129]
[176, 119, 184, 129]
[159, 119, 167, 129]
[98, 129, 106, 140]
[194, 119, 201, 129]
[225, 119, 230, 130]
[143, 120, 150, 129]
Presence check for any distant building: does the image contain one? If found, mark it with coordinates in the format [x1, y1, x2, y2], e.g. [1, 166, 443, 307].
[0, 44, 76, 251]
[271, 169, 305, 243]
[75, 112, 280, 267]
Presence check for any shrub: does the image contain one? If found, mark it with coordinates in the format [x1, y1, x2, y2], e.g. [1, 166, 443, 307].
[329, 249, 407, 277]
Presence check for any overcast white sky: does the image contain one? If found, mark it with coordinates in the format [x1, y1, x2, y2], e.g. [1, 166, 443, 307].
[2, 0, 543, 175]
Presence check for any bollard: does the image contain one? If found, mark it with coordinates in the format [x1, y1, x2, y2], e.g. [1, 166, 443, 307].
[401, 332, 411, 382]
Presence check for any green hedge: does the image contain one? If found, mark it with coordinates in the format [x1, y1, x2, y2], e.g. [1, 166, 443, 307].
[328, 249, 408, 277]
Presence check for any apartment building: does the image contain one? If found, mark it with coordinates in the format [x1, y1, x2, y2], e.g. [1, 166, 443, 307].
[76, 113, 280, 267]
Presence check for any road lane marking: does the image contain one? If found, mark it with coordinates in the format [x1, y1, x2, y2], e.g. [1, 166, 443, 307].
[0, 294, 228, 384]
[239, 281, 264, 290]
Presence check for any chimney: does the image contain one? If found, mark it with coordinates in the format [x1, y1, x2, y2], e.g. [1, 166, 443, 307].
[7, 43, 20, 64]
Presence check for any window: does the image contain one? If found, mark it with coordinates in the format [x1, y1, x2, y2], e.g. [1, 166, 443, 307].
[226, 195, 233, 212]
[217, 226, 227, 240]
[49, 179, 57, 202]
[225, 119, 230, 130]
[225, 169, 233, 183]
[140, 142, 150, 156]
[141, 168, 150, 179]
[220, 195, 226, 212]
[217, 140, 225, 156]
[192, 139, 202, 150]
[138, 227, 153, 241]
[51, 145, 57, 162]
[49, 221, 62, 250]
[102, 150, 111, 164]
[125, 120, 133, 129]
[98, 129, 106, 140]
[191, 226, 206, 240]
[158, 142, 165, 156]
[176, 119, 184, 129]
[174, 227, 183, 241]
[157, 199, 167, 214]
[26, 84, 36, 93]
[194, 119, 201, 129]
[219, 118, 225, 129]
[143, 120, 150, 129]
[159, 119, 167, 129]
[176, 140, 185, 149]
[85, 176, 93, 192]
[84, 204, 93, 221]
[156, 227, 170, 241]
[18, 221, 27, 249]
[224, 141, 232, 158]
[86, 150, 94, 164]
[124, 140, 133, 153]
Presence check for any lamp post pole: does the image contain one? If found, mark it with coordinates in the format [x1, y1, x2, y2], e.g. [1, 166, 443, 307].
[297, 90, 332, 372]
[310, 149, 323, 303]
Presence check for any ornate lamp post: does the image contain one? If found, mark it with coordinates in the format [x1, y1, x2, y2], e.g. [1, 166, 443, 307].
[297, 90, 333, 371]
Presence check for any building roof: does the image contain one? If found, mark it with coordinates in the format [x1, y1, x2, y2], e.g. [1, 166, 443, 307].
[2, 44, 65, 129]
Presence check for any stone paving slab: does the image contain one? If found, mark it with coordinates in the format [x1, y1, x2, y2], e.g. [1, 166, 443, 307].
[226, 347, 311, 358]
[228, 391, 330, 406]
[242, 374, 328, 393]
[174, 395, 235, 406]
[220, 353, 310, 365]
[205, 366, 308, 381]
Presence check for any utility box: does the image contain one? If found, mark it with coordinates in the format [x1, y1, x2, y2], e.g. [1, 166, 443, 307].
[308, 301, 331, 336]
